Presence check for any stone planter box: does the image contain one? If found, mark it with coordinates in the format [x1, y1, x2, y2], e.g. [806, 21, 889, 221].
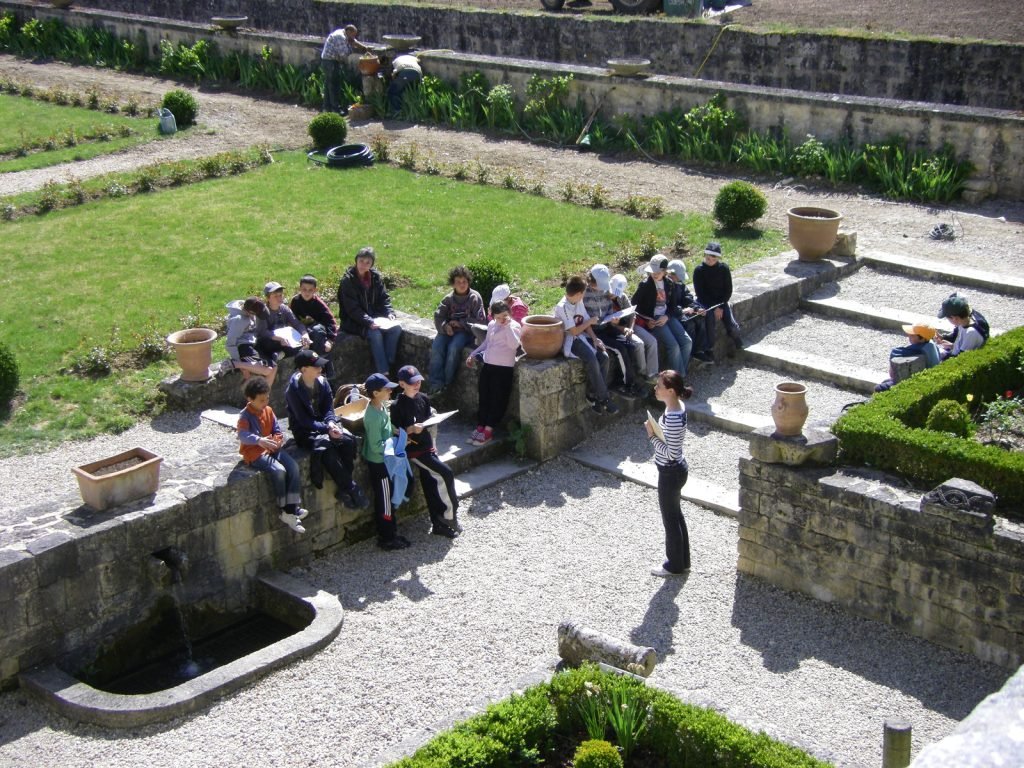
[72, 447, 163, 512]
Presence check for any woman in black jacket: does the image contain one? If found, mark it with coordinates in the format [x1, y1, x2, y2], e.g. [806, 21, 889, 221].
[336, 246, 403, 374]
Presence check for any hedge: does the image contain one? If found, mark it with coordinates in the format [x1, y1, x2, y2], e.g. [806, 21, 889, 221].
[387, 666, 829, 768]
[833, 325, 1024, 513]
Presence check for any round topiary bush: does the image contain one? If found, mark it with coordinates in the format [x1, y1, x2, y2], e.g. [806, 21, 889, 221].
[925, 398, 973, 438]
[573, 739, 623, 768]
[466, 256, 513, 309]
[0, 340, 19, 409]
[161, 89, 199, 128]
[713, 180, 768, 230]
[308, 112, 349, 152]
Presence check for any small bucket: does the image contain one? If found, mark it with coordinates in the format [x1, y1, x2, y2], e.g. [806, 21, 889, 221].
[158, 108, 177, 135]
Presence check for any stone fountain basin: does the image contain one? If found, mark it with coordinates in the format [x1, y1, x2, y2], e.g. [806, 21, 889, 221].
[20, 572, 343, 728]
[211, 15, 247, 30]
[382, 34, 422, 51]
[607, 58, 651, 76]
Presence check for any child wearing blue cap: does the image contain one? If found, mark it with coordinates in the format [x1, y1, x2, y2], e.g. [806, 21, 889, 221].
[362, 372, 408, 550]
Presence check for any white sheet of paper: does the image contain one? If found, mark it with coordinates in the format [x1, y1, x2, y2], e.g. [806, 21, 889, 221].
[419, 409, 458, 428]
[373, 316, 401, 330]
[646, 410, 664, 442]
[273, 327, 303, 348]
[600, 306, 635, 325]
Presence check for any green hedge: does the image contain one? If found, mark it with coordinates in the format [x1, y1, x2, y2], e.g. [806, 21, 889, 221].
[833, 326, 1024, 513]
[387, 666, 829, 768]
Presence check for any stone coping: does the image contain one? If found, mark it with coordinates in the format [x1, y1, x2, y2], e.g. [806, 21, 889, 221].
[19, 571, 343, 728]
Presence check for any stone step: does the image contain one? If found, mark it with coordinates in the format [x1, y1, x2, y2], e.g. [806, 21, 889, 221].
[570, 444, 739, 518]
[453, 456, 537, 498]
[859, 249, 1024, 297]
[803, 265, 1019, 334]
[743, 343, 881, 395]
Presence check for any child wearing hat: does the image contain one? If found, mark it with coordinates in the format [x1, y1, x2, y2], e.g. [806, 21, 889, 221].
[258, 281, 311, 362]
[488, 283, 530, 323]
[665, 259, 713, 365]
[631, 256, 694, 376]
[285, 349, 367, 510]
[237, 376, 308, 533]
[610, 273, 660, 382]
[362, 372, 409, 550]
[936, 293, 990, 360]
[555, 276, 620, 415]
[583, 264, 646, 397]
[692, 242, 742, 357]
[225, 296, 278, 387]
[391, 365, 461, 538]
[874, 323, 940, 392]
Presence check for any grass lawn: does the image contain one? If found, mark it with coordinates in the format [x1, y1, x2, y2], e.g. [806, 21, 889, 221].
[0, 93, 164, 173]
[0, 150, 783, 454]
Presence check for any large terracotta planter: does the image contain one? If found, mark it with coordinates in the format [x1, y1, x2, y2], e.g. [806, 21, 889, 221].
[787, 206, 842, 261]
[72, 447, 163, 512]
[520, 315, 564, 360]
[357, 55, 381, 76]
[166, 328, 217, 381]
[771, 382, 809, 437]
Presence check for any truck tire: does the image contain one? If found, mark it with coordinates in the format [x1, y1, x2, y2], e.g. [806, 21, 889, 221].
[609, 0, 661, 13]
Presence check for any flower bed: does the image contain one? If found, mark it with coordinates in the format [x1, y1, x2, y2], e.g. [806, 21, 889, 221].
[386, 666, 828, 768]
[833, 326, 1024, 514]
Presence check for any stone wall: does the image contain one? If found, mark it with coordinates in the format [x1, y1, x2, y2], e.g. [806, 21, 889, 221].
[19, 0, 1023, 109]
[737, 429, 1024, 669]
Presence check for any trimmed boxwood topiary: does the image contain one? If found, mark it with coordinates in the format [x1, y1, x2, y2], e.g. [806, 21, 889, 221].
[925, 398, 972, 438]
[0, 340, 18, 408]
[834, 326, 1024, 513]
[573, 739, 623, 768]
[161, 89, 199, 128]
[308, 112, 349, 152]
[466, 256, 513, 311]
[713, 180, 768, 230]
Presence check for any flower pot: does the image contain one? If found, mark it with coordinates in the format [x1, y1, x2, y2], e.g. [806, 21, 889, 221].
[357, 55, 380, 76]
[520, 315, 564, 360]
[787, 206, 842, 261]
[72, 447, 163, 512]
[771, 382, 809, 437]
[166, 328, 217, 382]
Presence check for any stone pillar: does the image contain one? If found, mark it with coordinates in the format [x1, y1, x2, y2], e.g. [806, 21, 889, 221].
[747, 425, 838, 467]
[892, 354, 927, 383]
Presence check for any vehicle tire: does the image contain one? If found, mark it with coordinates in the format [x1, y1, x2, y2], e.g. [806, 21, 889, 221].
[540, 0, 566, 9]
[609, 0, 660, 13]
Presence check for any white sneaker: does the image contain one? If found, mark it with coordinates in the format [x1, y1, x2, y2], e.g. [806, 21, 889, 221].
[280, 511, 306, 533]
[650, 565, 688, 577]
[294, 507, 310, 521]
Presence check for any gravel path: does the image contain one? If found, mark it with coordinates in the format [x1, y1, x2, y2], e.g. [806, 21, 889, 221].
[0, 457, 1010, 768]
[807, 269, 1024, 334]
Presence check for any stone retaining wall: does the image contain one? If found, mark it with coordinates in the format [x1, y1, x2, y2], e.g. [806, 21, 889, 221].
[21, 0, 1023, 110]
[7, 2, 1022, 199]
[737, 431, 1024, 669]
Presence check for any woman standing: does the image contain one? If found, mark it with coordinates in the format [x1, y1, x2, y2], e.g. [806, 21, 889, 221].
[645, 370, 693, 577]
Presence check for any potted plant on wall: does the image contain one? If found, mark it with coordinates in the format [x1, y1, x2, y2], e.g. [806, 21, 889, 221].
[787, 206, 842, 261]
[166, 328, 217, 381]
[72, 447, 163, 512]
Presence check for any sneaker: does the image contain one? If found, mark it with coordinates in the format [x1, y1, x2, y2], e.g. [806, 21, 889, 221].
[279, 511, 306, 533]
[430, 520, 459, 539]
[694, 351, 714, 363]
[294, 507, 310, 521]
[602, 399, 619, 415]
[345, 484, 369, 509]
[475, 427, 494, 446]
[467, 426, 484, 445]
[650, 565, 688, 577]
[452, 518, 464, 533]
[591, 399, 604, 414]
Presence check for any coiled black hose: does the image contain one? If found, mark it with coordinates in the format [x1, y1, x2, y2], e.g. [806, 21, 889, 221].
[307, 143, 375, 168]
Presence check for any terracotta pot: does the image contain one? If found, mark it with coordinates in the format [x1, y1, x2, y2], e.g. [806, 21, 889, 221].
[166, 328, 217, 381]
[357, 55, 381, 76]
[787, 206, 842, 261]
[72, 447, 163, 512]
[771, 382, 809, 437]
[520, 315, 564, 360]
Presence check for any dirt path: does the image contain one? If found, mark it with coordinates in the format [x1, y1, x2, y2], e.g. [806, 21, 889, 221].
[2, 55, 1023, 277]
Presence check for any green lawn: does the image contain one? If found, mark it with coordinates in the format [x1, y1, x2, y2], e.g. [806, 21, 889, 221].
[0, 93, 164, 173]
[0, 151, 783, 453]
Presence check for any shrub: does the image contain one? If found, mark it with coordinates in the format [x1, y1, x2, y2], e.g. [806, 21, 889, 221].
[161, 89, 199, 128]
[925, 398, 973, 438]
[573, 740, 623, 768]
[713, 180, 767, 230]
[0, 340, 19, 408]
[307, 111, 348, 151]
[466, 256, 513, 310]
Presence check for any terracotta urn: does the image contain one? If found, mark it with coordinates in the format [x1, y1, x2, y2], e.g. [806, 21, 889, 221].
[166, 328, 217, 381]
[520, 315, 564, 360]
[72, 447, 163, 512]
[357, 55, 381, 76]
[787, 206, 842, 261]
[771, 382, 809, 437]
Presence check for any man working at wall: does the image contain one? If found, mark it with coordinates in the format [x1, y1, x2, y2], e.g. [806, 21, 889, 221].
[321, 24, 370, 113]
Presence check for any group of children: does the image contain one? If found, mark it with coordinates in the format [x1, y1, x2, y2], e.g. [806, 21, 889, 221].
[233, 243, 742, 545]
[874, 292, 991, 392]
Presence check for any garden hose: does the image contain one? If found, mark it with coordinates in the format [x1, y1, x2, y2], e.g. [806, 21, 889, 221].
[694, 23, 735, 79]
[307, 144, 375, 168]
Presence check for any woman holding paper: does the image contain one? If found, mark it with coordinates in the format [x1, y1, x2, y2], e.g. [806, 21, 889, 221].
[644, 369, 693, 577]
[337, 246, 403, 375]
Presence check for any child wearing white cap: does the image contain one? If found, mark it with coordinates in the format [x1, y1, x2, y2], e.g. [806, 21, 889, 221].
[610, 273, 659, 381]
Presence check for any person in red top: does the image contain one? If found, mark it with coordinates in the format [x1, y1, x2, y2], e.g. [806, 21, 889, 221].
[237, 377, 308, 533]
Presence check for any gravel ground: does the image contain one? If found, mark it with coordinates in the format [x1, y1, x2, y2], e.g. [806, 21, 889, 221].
[687, 360, 867, 424]
[807, 268, 1024, 334]
[0, 457, 1009, 768]
[749, 313, 903, 372]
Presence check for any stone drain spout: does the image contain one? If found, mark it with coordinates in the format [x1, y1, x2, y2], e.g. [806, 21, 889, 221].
[152, 547, 188, 584]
